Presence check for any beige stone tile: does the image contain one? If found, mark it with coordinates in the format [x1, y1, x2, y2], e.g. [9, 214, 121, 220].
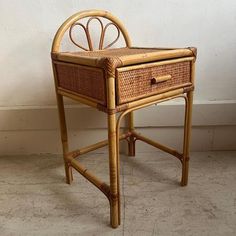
[0, 152, 236, 235]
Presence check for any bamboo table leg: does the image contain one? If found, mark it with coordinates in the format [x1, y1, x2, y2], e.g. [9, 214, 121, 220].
[52, 61, 73, 185]
[108, 113, 120, 228]
[107, 76, 120, 228]
[181, 60, 195, 186]
[181, 91, 193, 186]
[56, 94, 73, 184]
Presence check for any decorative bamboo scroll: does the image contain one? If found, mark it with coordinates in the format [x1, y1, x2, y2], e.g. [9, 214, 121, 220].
[69, 16, 121, 51]
[51, 10, 131, 53]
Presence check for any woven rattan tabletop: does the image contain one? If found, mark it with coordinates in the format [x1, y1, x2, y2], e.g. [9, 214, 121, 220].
[62, 47, 164, 57]
[52, 47, 196, 69]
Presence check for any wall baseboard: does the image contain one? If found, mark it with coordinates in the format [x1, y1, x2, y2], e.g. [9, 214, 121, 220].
[0, 101, 235, 155]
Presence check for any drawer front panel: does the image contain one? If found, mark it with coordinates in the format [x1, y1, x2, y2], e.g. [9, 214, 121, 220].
[55, 62, 106, 105]
[116, 60, 191, 104]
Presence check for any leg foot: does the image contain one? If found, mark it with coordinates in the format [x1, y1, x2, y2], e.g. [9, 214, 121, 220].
[109, 195, 120, 228]
[64, 161, 73, 184]
[181, 158, 189, 186]
[127, 135, 136, 156]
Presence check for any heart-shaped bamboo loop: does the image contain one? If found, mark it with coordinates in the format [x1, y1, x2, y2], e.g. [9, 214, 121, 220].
[86, 17, 104, 50]
[52, 10, 131, 53]
[69, 23, 90, 51]
[102, 23, 120, 49]
[69, 17, 121, 51]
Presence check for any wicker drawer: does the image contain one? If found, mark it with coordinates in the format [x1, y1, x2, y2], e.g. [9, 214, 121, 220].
[116, 60, 192, 104]
[54, 62, 106, 105]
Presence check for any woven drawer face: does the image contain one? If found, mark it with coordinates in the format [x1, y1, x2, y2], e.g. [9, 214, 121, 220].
[55, 62, 106, 105]
[116, 60, 191, 104]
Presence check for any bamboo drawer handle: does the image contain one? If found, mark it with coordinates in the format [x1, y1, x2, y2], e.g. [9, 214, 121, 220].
[151, 75, 172, 84]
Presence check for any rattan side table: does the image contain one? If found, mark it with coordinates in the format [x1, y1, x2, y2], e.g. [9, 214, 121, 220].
[51, 10, 197, 228]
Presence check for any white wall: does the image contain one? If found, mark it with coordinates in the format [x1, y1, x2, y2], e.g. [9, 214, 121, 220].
[0, 0, 236, 154]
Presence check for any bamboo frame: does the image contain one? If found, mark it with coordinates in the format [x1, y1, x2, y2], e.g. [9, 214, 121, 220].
[131, 131, 183, 161]
[66, 133, 130, 159]
[116, 56, 194, 72]
[70, 158, 110, 197]
[51, 9, 131, 53]
[115, 95, 187, 170]
[51, 9, 196, 229]
[53, 48, 195, 69]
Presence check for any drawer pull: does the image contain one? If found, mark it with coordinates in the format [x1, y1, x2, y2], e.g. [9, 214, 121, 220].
[151, 75, 171, 85]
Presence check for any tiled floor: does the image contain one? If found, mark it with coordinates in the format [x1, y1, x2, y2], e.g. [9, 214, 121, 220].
[0, 151, 235, 236]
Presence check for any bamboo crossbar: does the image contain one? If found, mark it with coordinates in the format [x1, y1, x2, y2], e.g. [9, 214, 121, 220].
[58, 88, 98, 108]
[70, 158, 110, 198]
[116, 94, 187, 174]
[67, 133, 130, 158]
[117, 56, 194, 72]
[131, 131, 183, 162]
[57, 72, 193, 115]
[116, 94, 186, 134]
[122, 87, 191, 111]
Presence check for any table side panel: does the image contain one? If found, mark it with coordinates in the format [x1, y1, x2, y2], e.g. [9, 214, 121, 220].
[53, 61, 107, 105]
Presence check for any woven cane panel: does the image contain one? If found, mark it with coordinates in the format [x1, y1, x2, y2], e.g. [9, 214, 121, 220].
[56, 63, 106, 104]
[69, 47, 163, 57]
[117, 61, 191, 104]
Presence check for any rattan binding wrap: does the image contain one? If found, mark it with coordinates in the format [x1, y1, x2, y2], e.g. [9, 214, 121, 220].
[116, 61, 191, 104]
